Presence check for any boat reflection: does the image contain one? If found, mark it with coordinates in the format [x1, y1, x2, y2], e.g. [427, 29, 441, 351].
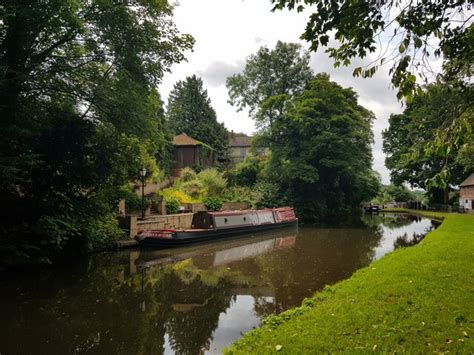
[135, 227, 298, 271]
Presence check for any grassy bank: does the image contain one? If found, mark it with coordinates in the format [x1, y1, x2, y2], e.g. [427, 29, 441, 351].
[226, 211, 474, 353]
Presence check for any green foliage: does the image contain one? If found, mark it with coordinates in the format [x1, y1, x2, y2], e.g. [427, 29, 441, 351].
[120, 186, 151, 212]
[383, 82, 472, 203]
[203, 196, 223, 211]
[0, 0, 193, 267]
[270, 0, 472, 99]
[221, 186, 253, 204]
[372, 185, 417, 205]
[80, 213, 125, 254]
[165, 197, 181, 215]
[266, 74, 380, 220]
[160, 188, 198, 204]
[181, 180, 204, 199]
[167, 75, 229, 161]
[197, 169, 227, 197]
[226, 41, 313, 129]
[225, 156, 267, 187]
[251, 182, 284, 209]
[387, 185, 416, 203]
[180, 167, 198, 182]
[160, 168, 228, 205]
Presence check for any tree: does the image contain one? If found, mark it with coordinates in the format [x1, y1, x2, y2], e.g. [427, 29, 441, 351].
[226, 41, 313, 129]
[167, 75, 229, 162]
[0, 0, 193, 266]
[269, 74, 380, 220]
[383, 82, 472, 203]
[270, 0, 473, 99]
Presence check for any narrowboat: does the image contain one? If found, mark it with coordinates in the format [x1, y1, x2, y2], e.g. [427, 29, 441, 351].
[135, 207, 298, 248]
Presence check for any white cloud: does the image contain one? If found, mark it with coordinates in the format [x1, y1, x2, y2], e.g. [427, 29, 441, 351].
[160, 0, 407, 183]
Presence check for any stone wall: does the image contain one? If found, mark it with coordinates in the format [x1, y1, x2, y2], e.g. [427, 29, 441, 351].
[126, 213, 193, 238]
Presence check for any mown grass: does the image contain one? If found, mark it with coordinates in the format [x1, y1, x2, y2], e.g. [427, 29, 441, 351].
[226, 212, 474, 354]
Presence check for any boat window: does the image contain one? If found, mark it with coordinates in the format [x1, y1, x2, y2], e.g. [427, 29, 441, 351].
[243, 217, 247, 221]
[224, 218, 228, 223]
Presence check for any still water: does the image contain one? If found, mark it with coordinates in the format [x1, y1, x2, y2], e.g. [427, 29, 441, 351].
[0, 213, 437, 355]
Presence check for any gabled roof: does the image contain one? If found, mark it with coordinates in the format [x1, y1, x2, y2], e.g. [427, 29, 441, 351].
[460, 173, 474, 187]
[229, 134, 252, 147]
[172, 133, 202, 146]
[172, 133, 214, 150]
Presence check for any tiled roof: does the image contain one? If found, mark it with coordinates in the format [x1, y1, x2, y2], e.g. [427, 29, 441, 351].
[172, 133, 202, 146]
[229, 134, 252, 147]
[460, 173, 474, 187]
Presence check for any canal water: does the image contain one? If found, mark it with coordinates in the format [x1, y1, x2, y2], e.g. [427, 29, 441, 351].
[0, 214, 437, 355]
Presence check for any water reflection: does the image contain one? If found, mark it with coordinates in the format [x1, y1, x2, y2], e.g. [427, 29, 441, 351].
[0, 214, 437, 355]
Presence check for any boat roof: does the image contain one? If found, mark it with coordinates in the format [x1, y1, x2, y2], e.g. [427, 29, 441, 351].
[199, 207, 293, 216]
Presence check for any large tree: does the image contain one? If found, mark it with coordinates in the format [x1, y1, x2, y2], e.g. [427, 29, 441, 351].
[167, 75, 229, 162]
[226, 41, 313, 130]
[0, 0, 193, 266]
[270, 0, 473, 99]
[268, 74, 380, 220]
[383, 82, 472, 204]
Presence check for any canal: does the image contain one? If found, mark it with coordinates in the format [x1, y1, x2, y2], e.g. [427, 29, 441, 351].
[0, 213, 437, 354]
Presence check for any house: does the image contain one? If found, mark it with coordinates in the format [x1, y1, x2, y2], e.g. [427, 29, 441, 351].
[459, 173, 474, 211]
[172, 133, 214, 176]
[228, 133, 268, 163]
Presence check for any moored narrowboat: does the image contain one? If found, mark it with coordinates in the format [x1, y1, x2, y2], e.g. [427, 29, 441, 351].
[135, 207, 298, 248]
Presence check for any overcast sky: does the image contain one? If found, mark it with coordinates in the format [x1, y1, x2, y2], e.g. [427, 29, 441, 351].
[160, 0, 408, 184]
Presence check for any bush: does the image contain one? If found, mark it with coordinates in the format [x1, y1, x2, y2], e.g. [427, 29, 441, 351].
[204, 196, 223, 211]
[222, 186, 253, 204]
[181, 180, 204, 199]
[160, 187, 199, 204]
[81, 213, 124, 252]
[251, 181, 283, 209]
[120, 186, 151, 212]
[225, 156, 264, 186]
[165, 197, 181, 214]
[198, 169, 227, 196]
[180, 167, 197, 182]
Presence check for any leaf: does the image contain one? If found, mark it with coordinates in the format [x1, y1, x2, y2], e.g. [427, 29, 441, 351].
[353, 67, 362, 77]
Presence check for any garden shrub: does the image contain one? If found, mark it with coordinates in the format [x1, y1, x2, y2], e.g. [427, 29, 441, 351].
[204, 196, 223, 211]
[120, 186, 150, 212]
[181, 180, 203, 199]
[179, 167, 197, 182]
[198, 168, 227, 196]
[165, 197, 180, 214]
[252, 181, 283, 209]
[222, 186, 253, 204]
[160, 187, 198, 204]
[225, 156, 264, 186]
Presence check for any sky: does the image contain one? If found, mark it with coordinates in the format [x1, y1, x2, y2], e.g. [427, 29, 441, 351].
[159, 0, 407, 184]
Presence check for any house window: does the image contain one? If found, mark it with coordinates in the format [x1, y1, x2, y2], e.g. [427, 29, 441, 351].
[240, 147, 247, 157]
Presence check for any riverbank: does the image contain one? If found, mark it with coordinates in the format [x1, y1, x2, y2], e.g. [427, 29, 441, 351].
[225, 211, 474, 353]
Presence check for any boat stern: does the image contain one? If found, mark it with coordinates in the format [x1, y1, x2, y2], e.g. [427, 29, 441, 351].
[135, 229, 177, 242]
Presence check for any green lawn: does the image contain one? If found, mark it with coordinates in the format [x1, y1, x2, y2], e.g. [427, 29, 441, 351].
[226, 211, 474, 354]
